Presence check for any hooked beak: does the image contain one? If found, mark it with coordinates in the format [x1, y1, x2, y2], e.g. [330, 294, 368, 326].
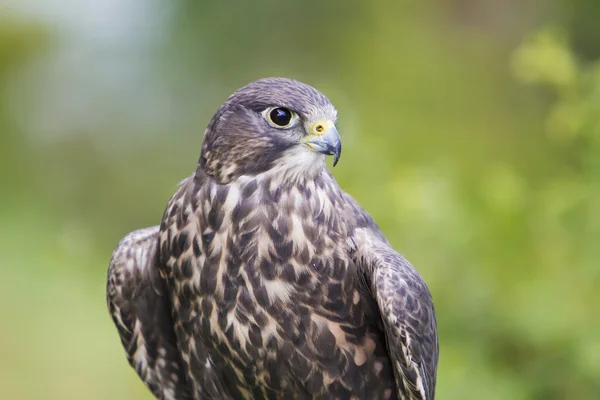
[302, 121, 342, 167]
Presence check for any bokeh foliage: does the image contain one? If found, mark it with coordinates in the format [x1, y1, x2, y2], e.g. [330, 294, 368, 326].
[1, 1, 599, 399]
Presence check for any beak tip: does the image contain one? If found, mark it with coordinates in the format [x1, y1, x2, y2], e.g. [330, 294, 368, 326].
[332, 150, 341, 167]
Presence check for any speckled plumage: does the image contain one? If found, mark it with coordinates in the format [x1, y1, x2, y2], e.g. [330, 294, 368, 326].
[107, 78, 438, 400]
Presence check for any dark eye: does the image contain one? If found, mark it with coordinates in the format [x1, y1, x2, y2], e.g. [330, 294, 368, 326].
[267, 107, 294, 127]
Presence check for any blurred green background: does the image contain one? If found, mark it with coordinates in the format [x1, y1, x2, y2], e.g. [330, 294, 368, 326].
[1, 0, 599, 399]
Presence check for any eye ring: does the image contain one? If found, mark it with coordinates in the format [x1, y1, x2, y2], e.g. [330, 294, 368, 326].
[265, 107, 296, 128]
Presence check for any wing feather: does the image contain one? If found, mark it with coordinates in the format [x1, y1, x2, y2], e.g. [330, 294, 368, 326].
[354, 228, 439, 400]
[107, 226, 193, 400]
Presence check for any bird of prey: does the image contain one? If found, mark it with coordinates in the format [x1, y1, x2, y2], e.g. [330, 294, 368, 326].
[107, 77, 438, 400]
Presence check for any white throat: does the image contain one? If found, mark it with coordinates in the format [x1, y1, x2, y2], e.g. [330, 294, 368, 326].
[262, 146, 326, 185]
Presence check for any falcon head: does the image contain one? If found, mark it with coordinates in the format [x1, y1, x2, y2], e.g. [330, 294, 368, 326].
[199, 77, 341, 184]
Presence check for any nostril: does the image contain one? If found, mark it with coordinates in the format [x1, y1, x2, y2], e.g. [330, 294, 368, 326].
[315, 124, 324, 133]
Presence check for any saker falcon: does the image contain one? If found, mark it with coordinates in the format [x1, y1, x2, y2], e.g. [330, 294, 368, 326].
[107, 77, 438, 399]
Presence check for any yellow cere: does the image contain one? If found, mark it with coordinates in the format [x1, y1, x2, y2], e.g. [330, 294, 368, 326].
[311, 120, 334, 136]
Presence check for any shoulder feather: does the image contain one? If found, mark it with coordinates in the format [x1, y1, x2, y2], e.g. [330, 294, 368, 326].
[107, 227, 193, 400]
[352, 228, 439, 400]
